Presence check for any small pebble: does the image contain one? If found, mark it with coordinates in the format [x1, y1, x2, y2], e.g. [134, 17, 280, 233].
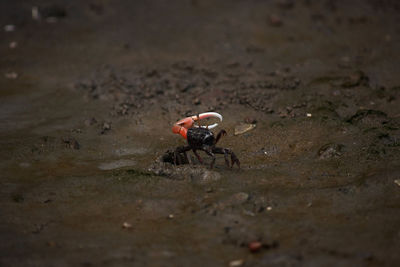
[205, 187, 214, 193]
[168, 214, 174, 219]
[5, 72, 18, 79]
[394, 179, 400, 187]
[32, 6, 40, 20]
[122, 222, 132, 228]
[9, 41, 17, 49]
[229, 259, 244, 267]
[306, 113, 312, 117]
[248, 241, 262, 252]
[193, 98, 201, 105]
[101, 122, 111, 134]
[266, 206, 272, 211]
[4, 24, 15, 32]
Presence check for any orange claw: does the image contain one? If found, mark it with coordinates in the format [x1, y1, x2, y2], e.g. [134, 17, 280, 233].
[172, 117, 193, 139]
[172, 112, 223, 139]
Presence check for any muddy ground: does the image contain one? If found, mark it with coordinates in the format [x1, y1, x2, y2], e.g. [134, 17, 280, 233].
[1, 0, 400, 266]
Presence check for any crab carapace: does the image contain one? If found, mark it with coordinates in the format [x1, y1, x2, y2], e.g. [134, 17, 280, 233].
[172, 112, 240, 169]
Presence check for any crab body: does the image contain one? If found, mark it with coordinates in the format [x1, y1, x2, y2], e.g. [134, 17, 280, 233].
[187, 127, 215, 150]
[172, 112, 240, 169]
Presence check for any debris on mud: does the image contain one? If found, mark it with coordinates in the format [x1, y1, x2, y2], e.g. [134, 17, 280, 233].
[234, 123, 256, 135]
[229, 259, 244, 267]
[341, 71, 369, 88]
[100, 122, 111, 134]
[74, 63, 301, 116]
[4, 24, 15, 32]
[318, 143, 344, 159]
[248, 240, 279, 253]
[61, 137, 80, 150]
[248, 241, 262, 252]
[84, 117, 97, 126]
[4, 72, 18, 79]
[347, 109, 388, 126]
[222, 223, 279, 255]
[31, 6, 40, 20]
[9, 41, 17, 49]
[122, 222, 132, 229]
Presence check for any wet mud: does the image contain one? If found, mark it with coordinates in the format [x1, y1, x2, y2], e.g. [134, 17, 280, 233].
[1, 0, 400, 266]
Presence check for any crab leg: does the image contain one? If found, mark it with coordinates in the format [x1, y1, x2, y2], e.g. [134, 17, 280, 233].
[192, 149, 204, 164]
[173, 145, 192, 165]
[212, 147, 240, 169]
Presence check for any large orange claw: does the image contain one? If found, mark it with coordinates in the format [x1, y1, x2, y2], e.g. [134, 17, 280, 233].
[172, 112, 223, 139]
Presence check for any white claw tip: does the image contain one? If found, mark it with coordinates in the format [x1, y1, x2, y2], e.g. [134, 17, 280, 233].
[194, 112, 223, 129]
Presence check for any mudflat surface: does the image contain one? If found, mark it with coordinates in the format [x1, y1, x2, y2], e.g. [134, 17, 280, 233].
[1, 1, 400, 266]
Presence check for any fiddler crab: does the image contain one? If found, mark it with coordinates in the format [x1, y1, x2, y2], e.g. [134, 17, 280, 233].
[172, 112, 240, 169]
